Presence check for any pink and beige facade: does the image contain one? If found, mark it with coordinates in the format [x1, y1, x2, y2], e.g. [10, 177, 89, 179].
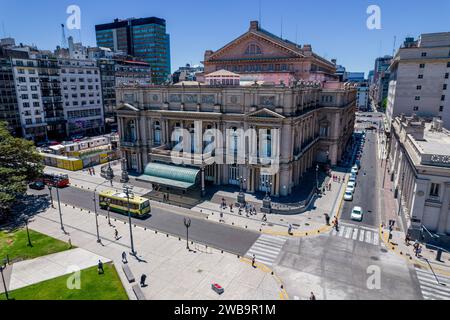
[202, 21, 337, 84]
[115, 21, 355, 198]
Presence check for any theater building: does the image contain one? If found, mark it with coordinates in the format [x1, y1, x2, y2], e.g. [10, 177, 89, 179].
[116, 22, 356, 197]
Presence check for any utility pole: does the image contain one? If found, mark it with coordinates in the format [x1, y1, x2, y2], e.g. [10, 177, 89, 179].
[123, 185, 136, 256]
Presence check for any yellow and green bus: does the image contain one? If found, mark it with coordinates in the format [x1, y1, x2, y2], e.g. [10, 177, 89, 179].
[99, 190, 151, 219]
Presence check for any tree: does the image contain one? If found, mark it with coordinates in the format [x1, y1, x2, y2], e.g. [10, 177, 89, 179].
[382, 98, 388, 111]
[0, 122, 43, 219]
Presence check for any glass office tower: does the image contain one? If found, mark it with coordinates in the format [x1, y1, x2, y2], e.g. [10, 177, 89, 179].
[95, 17, 171, 84]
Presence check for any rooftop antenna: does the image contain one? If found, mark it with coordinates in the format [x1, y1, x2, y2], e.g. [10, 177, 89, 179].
[258, 0, 262, 27]
[2, 21, 6, 38]
[392, 35, 397, 56]
[61, 24, 67, 48]
[280, 16, 283, 39]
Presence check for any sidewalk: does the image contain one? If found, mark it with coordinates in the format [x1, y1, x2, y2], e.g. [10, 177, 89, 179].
[192, 170, 348, 237]
[380, 225, 450, 277]
[28, 205, 287, 300]
[8, 248, 110, 291]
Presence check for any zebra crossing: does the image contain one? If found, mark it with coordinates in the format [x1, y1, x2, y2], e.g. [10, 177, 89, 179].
[331, 224, 380, 246]
[415, 267, 450, 300]
[246, 234, 287, 267]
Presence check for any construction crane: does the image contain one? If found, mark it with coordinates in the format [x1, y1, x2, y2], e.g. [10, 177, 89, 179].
[61, 24, 67, 48]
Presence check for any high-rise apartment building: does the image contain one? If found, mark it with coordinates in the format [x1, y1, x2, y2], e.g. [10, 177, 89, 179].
[59, 58, 104, 137]
[386, 33, 450, 129]
[95, 17, 170, 84]
[0, 48, 21, 136]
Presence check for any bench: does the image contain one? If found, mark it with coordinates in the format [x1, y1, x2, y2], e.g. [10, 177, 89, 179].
[132, 284, 146, 300]
[122, 264, 135, 283]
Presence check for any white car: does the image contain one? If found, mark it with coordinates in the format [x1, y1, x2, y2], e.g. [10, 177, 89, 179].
[347, 181, 356, 193]
[351, 206, 363, 221]
[344, 189, 353, 201]
[349, 176, 357, 185]
[351, 166, 359, 175]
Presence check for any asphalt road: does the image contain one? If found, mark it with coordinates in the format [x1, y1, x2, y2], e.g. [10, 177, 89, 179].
[340, 131, 380, 228]
[28, 186, 260, 256]
[276, 233, 422, 300]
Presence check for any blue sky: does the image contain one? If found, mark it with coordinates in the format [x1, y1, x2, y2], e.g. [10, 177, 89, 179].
[1, 0, 449, 74]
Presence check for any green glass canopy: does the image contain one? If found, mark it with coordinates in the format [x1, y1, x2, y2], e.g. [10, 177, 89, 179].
[137, 162, 200, 190]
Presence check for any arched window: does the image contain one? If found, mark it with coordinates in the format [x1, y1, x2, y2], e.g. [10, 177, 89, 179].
[154, 121, 161, 146]
[245, 44, 262, 55]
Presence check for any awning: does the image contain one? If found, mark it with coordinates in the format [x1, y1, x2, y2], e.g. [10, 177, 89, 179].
[137, 163, 200, 190]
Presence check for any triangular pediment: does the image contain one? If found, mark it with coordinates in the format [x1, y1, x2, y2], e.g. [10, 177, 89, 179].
[207, 31, 304, 62]
[116, 103, 139, 112]
[246, 108, 285, 119]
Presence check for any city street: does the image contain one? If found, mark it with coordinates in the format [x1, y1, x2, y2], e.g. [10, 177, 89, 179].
[28, 186, 260, 256]
[340, 130, 380, 228]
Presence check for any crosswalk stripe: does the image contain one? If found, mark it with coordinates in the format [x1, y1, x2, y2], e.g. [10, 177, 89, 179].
[365, 231, 372, 244]
[359, 230, 365, 242]
[352, 228, 359, 240]
[345, 227, 353, 239]
[415, 267, 450, 300]
[246, 235, 287, 267]
[373, 234, 379, 246]
[416, 272, 450, 286]
[330, 224, 380, 247]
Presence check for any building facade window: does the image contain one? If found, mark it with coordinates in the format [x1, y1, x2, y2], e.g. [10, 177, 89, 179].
[418, 74, 424, 79]
[430, 183, 440, 198]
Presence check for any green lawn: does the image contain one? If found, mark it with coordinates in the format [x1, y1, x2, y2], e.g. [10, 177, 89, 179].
[0, 229, 71, 263]
[1, 263, 129, 300]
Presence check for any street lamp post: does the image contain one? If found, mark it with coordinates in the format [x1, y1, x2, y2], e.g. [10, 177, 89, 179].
[22, 215, 32, 247]
[0, 261, 9, 300]
[51, 185, 65, 233]
[124, 185, 136, 256]
[47, 185, 55, 208]
[184, 217, 191, 251]
[106, 198, 112, 227]
[93, 190, 102, 244]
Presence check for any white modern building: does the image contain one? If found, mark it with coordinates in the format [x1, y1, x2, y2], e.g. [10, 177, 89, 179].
[59, 58, 105, 137]
[356, 83, 369, 111]
[389, 115, 450, 245]
[386, 33, 450, 129]
[12, 57, 47, 140]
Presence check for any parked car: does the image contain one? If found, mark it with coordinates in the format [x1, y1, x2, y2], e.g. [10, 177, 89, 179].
[351, 206, 363, 221]
[346, 181, 356, 194]
[29, 181, 45, 190]
[351, 165, 359, 175]
[344, 189, 354, 201]
[349, 176, 357, 185]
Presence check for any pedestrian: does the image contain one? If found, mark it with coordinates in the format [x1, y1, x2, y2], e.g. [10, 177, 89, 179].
[324, 214, 330, 226]
[114, 229, 119, 240]
[405, 234, 411, 246]
[140, 274, 147, 287]
[288, 224, 293, 235]
[262, 214, 267, 222]
[68, 238, 72, 249]
[309, 292, 316, 300]
[88, 168, 92, 175]
[97, 260, 104, 274]
[230, 204, 233, 212]
[122, 251, 127, 264]
[238, 207, 242, 215]
[252, 254, 256, 268]
[220, 211, 224, 222]
[92, 168, 96, 175]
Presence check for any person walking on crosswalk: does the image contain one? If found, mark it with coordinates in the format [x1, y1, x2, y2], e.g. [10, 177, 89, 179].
[252, 254, 256, 268]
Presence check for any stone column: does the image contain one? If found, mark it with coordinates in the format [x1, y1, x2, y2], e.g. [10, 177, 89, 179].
[437, 183, 450, 235]
[201, 167, 206, 197]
